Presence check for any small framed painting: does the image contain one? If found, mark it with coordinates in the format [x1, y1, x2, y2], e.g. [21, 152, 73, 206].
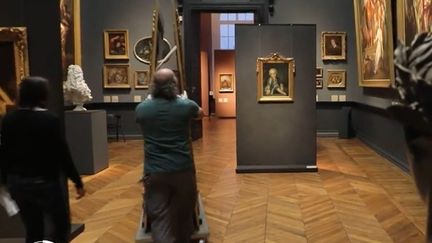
[326, 69, 346, 88]
[135, 70, 149, 89]
[321, 31, 346, 61]
[103, 64, 131, 88]
[104, 29, 129, 60]
[219, 73, 234, 93]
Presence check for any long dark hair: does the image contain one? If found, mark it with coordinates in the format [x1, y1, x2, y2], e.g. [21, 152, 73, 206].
[151, 71, 178, 100]
[18, 76, 49, 108]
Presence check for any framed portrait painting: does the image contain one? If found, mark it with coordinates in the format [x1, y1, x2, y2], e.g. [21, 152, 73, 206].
[135, 71, 149, 89]
[321, 32, 346, 60]
[397, 0, 432, 45]
[353, 0, 394, 87]
[103, 64, 130, 88]
[257, 53, 295, 103]
[326, 70, 346, 88]
[219, 74, 234, 93]
[104, 30, 129, 60]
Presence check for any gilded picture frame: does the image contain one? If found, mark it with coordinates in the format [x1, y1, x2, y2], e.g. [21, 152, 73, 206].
[397, 0, 432, 45]
[103, 64, 131, 89]
[60, 0, 81, 79]
[326, 69, 346, 88]
[104, 30, 129, 60]
[353, 0, 394, 87]
[257, 53, 295, 103]
[321, 32, 346, 60]
[219, 74, 234, 93]
[135, 70, 149, 89]
[0, 27, 29, 115]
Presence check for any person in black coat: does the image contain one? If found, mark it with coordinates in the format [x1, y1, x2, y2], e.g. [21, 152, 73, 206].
[0, 76, 85, 243]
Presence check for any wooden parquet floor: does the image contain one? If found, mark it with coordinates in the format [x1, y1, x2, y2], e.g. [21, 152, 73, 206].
[69, 118, 427, 243]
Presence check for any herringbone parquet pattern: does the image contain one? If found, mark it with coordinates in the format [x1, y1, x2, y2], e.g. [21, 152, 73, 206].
[69, 118, 426, 243]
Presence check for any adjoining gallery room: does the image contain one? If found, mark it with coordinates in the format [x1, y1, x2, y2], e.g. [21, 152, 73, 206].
[1, 0, 432, 243]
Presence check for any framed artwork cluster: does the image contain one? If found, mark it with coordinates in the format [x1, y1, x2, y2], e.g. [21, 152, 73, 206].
[102, 30, 154, 89]
[316, 67, 346, 89]
[319, 31, 347, 90]
[103, 65, 150, 89]
[316, 67, 323, 88]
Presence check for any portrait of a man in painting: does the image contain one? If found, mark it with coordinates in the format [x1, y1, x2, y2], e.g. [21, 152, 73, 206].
[325, 36, 342, 56]
[321, 32, 346, 60]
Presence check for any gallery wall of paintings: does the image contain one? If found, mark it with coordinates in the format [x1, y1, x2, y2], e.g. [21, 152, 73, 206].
[80, 0, 178, 103]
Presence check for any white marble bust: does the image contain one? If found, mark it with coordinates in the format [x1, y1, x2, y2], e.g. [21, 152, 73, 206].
[63, 65, 93, 111]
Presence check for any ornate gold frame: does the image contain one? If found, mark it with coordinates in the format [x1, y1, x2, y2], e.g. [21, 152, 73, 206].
[353, 0, 394, 87]
[103, 29, 129, 60]
[256, 53, 295, 103]
[397, 0, 432, 44]
[0, 27, 29, 115]
[326, 69, 346, 88]
[321, 31, 346, 61]
[219, 73, 234, 93]
[103, 64, 131, 89]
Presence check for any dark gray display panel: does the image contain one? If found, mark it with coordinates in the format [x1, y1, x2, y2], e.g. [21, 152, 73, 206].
[236, 24, 317, 172]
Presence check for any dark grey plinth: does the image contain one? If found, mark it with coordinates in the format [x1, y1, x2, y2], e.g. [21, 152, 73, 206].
[65, 110, 109, 175]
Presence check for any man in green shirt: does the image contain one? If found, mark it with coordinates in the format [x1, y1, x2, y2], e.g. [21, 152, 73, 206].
[136, 68, 202, 243]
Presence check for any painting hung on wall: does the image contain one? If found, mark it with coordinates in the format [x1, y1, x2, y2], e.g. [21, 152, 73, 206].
[354, 0, 394, 87]
[219, 74, 234, 93]
[60, 0, 81, 80]
[134, 36, 172, 64]
[316, 67, 323, 78]
[0, 27, 29, 115]
[398, 0, 432, 44]
[104, 30, 129, 59]
[135, 70, 149, 89]
[103, 64, 130, 88]
[321, 32, 346, 60]
[257, 53, 294, 102]
[326, 70, 346, 88]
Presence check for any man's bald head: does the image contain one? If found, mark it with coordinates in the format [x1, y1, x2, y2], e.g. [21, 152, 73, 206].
[151, 68, 178, 100]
